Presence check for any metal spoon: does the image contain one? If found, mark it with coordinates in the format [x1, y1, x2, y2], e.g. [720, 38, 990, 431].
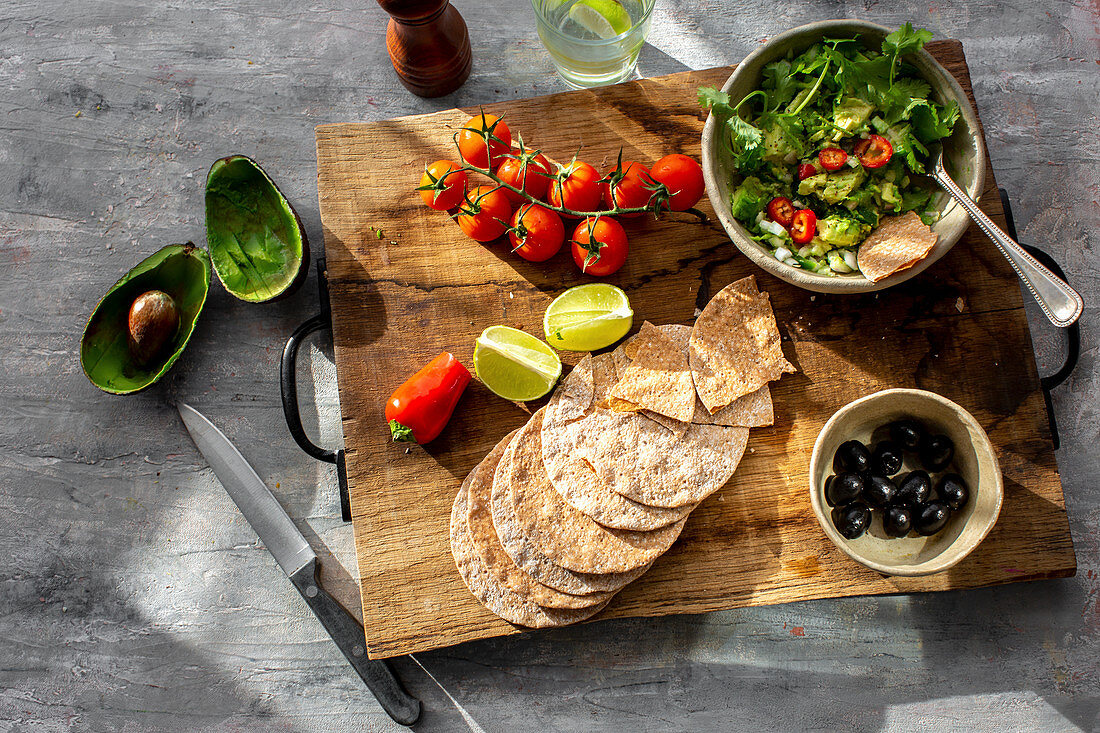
[927, 145, 1083, 327]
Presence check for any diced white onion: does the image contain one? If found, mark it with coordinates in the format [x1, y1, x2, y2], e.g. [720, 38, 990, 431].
[760, 219, 787, 237]
[783, 257, 800, 268]
[792, 199, 805, 208]
[784, 152, 798, 164]
[843, 249, 859, 271]
[774, 247, 792, 262]
[768, 235, 787, 248]
[755, 211, 765, 223]
[798, 245, 812, 257]
[846, 156, 860, 167]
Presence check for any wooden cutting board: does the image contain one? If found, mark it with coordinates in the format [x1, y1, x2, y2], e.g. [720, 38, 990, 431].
[316, 41, 1075, 660]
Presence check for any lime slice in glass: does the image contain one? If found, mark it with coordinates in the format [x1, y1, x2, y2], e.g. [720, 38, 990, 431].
[568, 0, 633, 38]
[474, 326, 563, 401]
[543, 284, 633, 352]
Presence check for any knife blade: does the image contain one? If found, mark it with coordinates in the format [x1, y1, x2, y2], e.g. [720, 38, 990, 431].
[177, 402, 421, 726]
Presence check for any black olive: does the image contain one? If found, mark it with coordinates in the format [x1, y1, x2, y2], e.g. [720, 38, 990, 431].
[896, 470, 932, 507]
[833, 440, 871, 474]
[914, 502, 952, 536]
[864, 474, 897, 508]
[889, 418, 925, 452]
[834, 502, 872, 539]
[826, 471, 865, 507]
[871, 440, 903, 476]
[883, 505, 913, 538]
[920, 434, 955, 472]
[936, 473, 970, 510]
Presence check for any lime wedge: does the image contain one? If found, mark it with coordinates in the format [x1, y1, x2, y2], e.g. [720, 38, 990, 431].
[568, 0, 632, 38]
[543, 284, 633, 352]
[474, 326, 563, 401]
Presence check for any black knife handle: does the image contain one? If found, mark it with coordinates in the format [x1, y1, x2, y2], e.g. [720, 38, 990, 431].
[289, 559, 421, 726]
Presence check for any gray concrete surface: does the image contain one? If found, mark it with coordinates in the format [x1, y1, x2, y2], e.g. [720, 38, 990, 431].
[1, 1, 1098, 731]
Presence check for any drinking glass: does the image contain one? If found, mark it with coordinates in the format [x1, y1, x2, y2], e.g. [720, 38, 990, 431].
[532, 0, 656, 88]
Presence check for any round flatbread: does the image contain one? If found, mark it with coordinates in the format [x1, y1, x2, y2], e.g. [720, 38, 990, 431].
[543, 365, 695, 530]
[583, 413, 750, 508]
[491, 423, 651, 594]
[450, 479, 609, 628]
[466, 429, 611, 609]
[499, 410, 687, 574]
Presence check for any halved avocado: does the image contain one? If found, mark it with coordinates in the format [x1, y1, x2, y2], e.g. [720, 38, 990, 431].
[80, 243, 212, 395]
[205, 155, 309, 302]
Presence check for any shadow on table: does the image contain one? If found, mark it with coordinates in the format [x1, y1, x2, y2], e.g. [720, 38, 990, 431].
[399, 575, 1092, 732]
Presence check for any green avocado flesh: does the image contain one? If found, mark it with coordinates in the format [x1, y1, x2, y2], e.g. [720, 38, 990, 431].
[205, 156, 305, 302]
[80, 243, 211, 395]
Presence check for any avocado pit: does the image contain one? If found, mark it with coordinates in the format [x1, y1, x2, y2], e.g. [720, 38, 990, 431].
[128, 290, 180, 365]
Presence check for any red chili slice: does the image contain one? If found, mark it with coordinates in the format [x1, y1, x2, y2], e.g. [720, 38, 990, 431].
[818, 147, 848, 171]
[855, 134, 893, 169]
[797, 163, 818, 180]
[766, 196, 795, 227]
[790, 209, 817, 244]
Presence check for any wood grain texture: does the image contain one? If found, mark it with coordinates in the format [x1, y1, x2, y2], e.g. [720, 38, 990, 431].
[316, 40, 1075, 660]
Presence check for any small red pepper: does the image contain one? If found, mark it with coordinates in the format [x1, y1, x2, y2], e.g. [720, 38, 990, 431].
[385, 352, 471, 444]
[790, 209, 817, 244]
[766, 196, 795, 227]
[797, 163, 819, 181]
[818, 147, 848, 171]
[855, 134, 893, 169]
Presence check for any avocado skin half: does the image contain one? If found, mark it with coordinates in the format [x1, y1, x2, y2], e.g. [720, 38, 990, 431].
[204, 155, 310, 303]
[80, 243, 212, 395]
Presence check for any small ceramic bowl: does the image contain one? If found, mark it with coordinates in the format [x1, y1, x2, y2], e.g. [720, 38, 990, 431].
[700, 19, 987, 294]
[809, 389, 1002, 576]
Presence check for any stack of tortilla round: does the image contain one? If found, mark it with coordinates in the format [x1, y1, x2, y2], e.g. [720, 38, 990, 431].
[450, 275, 795, 627]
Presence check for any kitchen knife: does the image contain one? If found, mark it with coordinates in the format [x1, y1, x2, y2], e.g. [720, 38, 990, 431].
[177, 402, 421, 726]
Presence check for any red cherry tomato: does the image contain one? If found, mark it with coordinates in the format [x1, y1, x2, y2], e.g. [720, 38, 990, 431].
[508, 203, 564, 262]
[570, 216, 628, 277]
[457, 185, 512, 242]
[385, 352, 471, 444]
[790, 209, 817, 244]
[798, 163, 819, 180]
[818, 147, 848, 171]
[547, 161, 602, 216]
[603, 160, 653, 218]
[766, 197, 796, 227]
[457, 113, 512, 171]
[496, 149, 552, 204]
[418, 160, 467, 211]
[648, 153, 705, 211]
[854, 134, 893, 169]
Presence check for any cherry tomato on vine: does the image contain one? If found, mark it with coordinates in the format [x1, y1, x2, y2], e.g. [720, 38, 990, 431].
[818, 147, 848, 171]
[508, 203, 564, 262]
[648, 153, 705, 211]
[457, 113, 512, 171]
[602, 160, 652, 217]
[457, 185, 512, 242]
[766, 197, 795, 227]
[547, 161, 602, 216]
[797, 163, 819, 180]
[571, 216, 628, 277]
[854, 134, 893, 169]
[418, 160, 467, 211]
[790, 209, 817, 245]
[496, 149, 552, 204]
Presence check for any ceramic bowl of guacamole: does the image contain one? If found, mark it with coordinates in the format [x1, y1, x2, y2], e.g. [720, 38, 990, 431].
[701, 19, 985, 294]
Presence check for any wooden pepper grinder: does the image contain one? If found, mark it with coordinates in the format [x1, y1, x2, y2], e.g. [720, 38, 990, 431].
[377, 0, 472, 98]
